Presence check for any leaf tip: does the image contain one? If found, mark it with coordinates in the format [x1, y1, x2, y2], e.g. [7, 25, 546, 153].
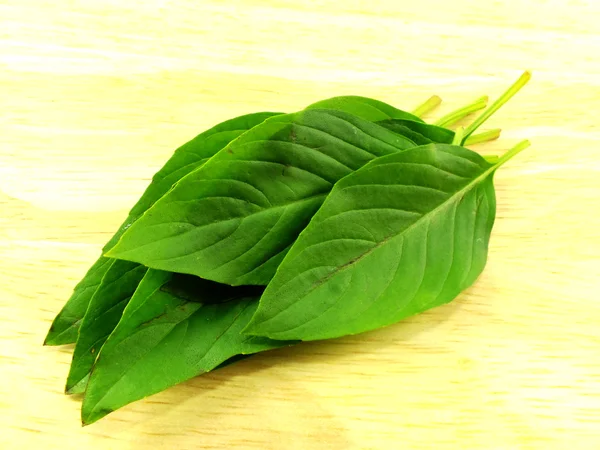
[242, 320, 288, 341]
[43, 324, 59, 345]
[240, 322, 258, 336]
[66, 373, 90, 395]
[80, 411, 93, 427]
[80, 415, 95, 427]
[65, 382, 85, 395]
[81, 406, 112, 427]
[102, 248, 117, 258]
[240, 317, 271, 338]
[43, 330, 63, 346]
[102, 239, 130, 258]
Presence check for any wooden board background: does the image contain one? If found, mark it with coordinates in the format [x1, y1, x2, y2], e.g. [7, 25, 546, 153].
[1, 1, 599, 448]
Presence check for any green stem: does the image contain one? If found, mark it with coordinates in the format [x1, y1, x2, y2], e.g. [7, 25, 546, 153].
[463, 71, 531, 143]
[495, 140, 531, 168]
[411, 95, 442, 118]
[464, 128, 501, 146]
[434, 95, 488, 127]
[483, 155, 500, 164]
[452, 126, 464, 145]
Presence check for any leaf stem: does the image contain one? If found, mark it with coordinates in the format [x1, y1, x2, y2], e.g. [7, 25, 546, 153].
[496, 139, 531, 168]
[463, 71, 531, 143]
[483, 155, 500, 164]
[434, 95, 488, 127]
[464, 128, 502, 146]
[411, 95, 442, 118]
[452, 126, 465, 145]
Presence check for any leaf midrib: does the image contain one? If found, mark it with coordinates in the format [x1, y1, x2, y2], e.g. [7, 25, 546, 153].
[271, 158, 497, 308]
[85, 299, 254, 422]
[111, 192, 329, 258]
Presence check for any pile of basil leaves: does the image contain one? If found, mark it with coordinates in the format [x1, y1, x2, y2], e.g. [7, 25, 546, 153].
[45, 72, 531, 425]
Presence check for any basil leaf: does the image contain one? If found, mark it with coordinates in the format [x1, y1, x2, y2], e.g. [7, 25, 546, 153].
[377, 119, 454, 144]
[81, 269, 292, 425]
[244, 144, 500, 341]
[44, 257, 113, 345]
[44, 112, 281, 345]
[306, 96, 424, 122]
[106, 110, 417, 286]
[65, 260, 147, 394]
[103, 112, 282, 252]
[376, 123, 434, 146]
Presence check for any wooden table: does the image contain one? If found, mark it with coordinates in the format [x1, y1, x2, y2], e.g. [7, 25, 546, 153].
[2, 1, 599, 448]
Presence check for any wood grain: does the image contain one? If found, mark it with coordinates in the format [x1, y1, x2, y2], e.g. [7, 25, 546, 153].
[1, 1, 599, 448]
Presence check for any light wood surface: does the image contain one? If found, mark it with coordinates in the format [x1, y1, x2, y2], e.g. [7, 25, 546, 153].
[2, 1, 599, 449]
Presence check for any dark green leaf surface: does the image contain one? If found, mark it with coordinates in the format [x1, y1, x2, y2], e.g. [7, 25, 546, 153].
[244, 144, 498, 341]
[161, 273, 263, 304]
[106, 110, 418, 286]
[44, 112, 280, 345]
[377, 119, 454, 144]
[65, 260, 148, 394]
[81, 269, 292, 425]
[306, 96, 424, 123]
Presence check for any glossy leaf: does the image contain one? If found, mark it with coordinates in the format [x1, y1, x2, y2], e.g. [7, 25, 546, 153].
[376, 122, 434, 146]
[65, 260, 147, 394]
[81, 269, 292, 425]
[377, 119, 454, 144]
[380, 119, 502, 148]
[306, 96, 424, 123]
[245, 143, 516, 341]
[44, 112, 281, 345]
[68, 106, 431, 375]
[106, 110, 418, 286]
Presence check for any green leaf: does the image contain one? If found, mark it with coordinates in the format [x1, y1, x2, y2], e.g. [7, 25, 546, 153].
[44, 112, 281, 345]
[81, 269, 292, 425]
[377, 119, 455, 144]
[44, 257, 113, 345]
[376, 123, 434, 146]
[306, 96, 424, 123]
[105, 110, 418, 286]
[103, 112, 282, 252]
[65, 260, 148, 394]
[244, 143, 512, 341]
